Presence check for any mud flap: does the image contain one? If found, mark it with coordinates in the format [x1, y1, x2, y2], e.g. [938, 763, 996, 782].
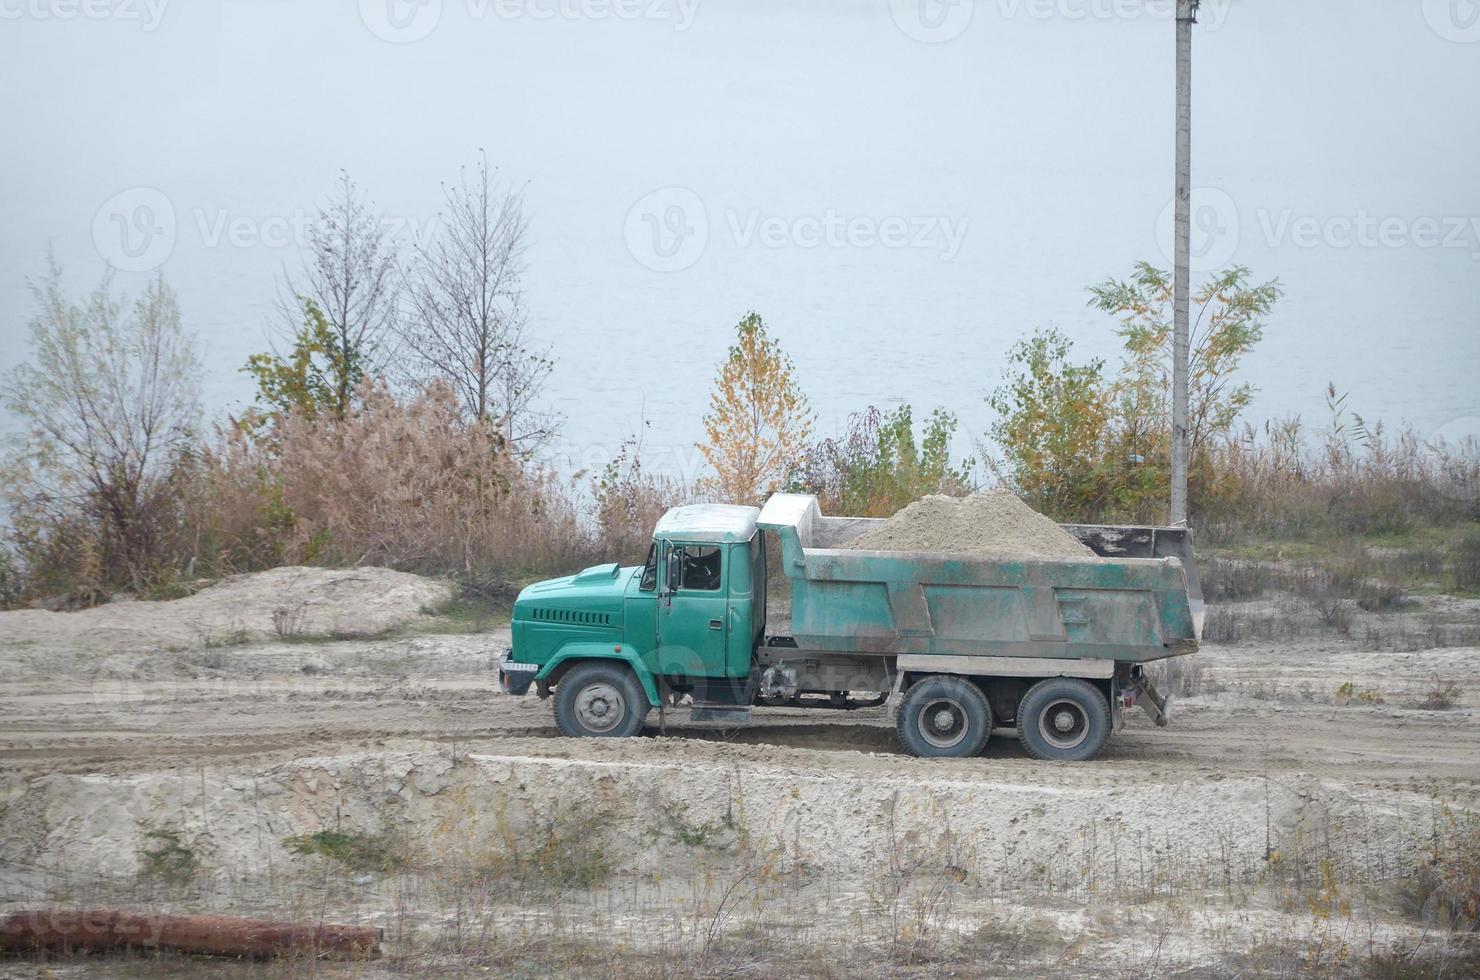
[1131, 674, 1171, 727]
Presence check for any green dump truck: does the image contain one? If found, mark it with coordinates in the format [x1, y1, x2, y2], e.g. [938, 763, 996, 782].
[499, 493, 1202, 761]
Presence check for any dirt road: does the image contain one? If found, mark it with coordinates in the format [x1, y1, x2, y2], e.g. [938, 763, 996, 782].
[4, 624, 1477, 789]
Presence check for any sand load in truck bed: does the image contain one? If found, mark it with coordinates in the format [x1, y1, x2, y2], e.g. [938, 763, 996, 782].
[841, 490, 1097, 559]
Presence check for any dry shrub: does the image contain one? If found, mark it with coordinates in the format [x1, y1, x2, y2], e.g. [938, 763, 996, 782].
[1200, 413, 1480, 544]
[3, 269, 201, 604]
[1453, 531, 1480, 592]
[591, 435, 693, 566]
[196, 381, 592, 577]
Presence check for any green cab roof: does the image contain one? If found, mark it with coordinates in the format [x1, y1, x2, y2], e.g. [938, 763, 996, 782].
[653, 504, 760, 543]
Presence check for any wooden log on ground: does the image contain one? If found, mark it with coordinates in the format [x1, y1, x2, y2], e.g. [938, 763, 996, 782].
[0, 909, 382, 960]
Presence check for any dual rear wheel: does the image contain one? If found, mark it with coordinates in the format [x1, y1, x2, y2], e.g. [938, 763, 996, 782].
[895, 675, 1111, 761]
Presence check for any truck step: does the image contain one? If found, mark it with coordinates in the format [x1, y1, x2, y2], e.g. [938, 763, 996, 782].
[688, 706, 752, 725]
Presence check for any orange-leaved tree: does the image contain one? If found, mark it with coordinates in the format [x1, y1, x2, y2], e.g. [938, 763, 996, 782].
[699, 312, 814, 505]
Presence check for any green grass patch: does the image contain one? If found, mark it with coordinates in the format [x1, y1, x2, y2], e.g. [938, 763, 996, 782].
[143, 577, 214, 602]
[416, 574, 539, 634]
[139, 827, 199, 883]
[284, 829, 409, 872]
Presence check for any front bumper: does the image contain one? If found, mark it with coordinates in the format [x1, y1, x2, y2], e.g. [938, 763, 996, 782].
[498, 651, 539, 696]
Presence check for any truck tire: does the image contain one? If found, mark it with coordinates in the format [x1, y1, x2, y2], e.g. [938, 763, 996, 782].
[895, 675, 993, 758]
[553, 661, 649, 739]
[1016, 677, 1110, 762]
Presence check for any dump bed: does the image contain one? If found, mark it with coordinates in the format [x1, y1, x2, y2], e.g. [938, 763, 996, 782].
[757, 494, 1202, 664]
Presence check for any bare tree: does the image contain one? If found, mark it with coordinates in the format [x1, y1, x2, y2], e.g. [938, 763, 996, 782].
[279, 171, 400, 415]
[4, 258, 200, 594]
[402, 151, 558, 456]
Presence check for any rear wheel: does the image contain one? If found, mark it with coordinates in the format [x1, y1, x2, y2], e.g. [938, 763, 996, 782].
[553, 661, 649, 738]
[1016, 677, 1110, 761]
[895, 675, 992, 758]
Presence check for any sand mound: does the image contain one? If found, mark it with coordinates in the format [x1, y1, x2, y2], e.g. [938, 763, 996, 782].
[842, 490, 1095, 559]
[0, 566, 453, 657]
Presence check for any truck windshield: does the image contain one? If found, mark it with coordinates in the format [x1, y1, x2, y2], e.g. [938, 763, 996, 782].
[639, 543, 657, 591]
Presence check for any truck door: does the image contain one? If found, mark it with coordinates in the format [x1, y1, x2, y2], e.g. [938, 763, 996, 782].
[658, 543, 732, 680]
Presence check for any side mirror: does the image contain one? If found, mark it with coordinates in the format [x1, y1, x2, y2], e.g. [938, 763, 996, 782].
[665, 551, 682, 594]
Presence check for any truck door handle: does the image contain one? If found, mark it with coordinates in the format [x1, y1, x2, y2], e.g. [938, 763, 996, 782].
[708, 619, 723, 630]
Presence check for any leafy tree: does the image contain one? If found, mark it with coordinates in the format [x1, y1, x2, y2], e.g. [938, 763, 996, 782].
[699, 312, 813, 504]
[790, 405, 973, 517]
[989, 265, 1278, 523]
[1088, 262, 1279, 465]
[985, 329, 1114, 520]
[241, 298, 363, 434]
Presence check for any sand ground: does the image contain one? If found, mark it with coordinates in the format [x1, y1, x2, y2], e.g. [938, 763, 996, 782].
[1, 570, 1477, 976]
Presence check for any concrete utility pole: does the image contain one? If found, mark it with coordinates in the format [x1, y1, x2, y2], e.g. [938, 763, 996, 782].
[1171, 0, 1199, 527]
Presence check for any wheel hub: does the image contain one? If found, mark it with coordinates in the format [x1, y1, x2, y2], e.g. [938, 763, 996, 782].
[575, 682, 625, 734]
[916, 697, 969, 749]
[1037, 697, 1089, 750]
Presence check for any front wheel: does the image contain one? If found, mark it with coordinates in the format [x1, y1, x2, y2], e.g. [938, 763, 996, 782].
[895, 675, 993, 758]
[1016, 677, 1111, 762]
[553, 661, 649, 738]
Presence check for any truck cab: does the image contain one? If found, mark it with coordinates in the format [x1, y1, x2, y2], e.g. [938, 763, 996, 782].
[500, 504, 765, 736]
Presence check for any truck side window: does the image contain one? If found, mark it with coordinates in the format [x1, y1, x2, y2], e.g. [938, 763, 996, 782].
[677, 545, 722, 591]
[639, 543, 658, 592]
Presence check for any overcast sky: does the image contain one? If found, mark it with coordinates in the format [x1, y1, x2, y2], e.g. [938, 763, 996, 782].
[3, 0, 1477, 476]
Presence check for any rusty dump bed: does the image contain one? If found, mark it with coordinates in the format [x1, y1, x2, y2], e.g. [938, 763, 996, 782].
[757, 494, 1202, 664]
